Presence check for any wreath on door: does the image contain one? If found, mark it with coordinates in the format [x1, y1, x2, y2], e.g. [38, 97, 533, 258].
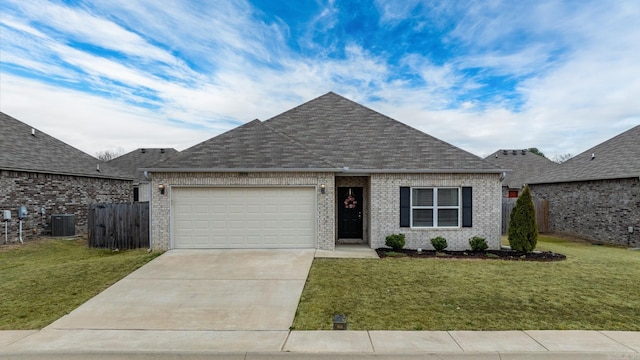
[344, 188, 358, 209]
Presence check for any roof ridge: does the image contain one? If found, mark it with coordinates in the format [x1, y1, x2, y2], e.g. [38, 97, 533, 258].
[564, 124, 640, 164]
[262, 92, 337, 125]
[0, 112, 131, 179]
[335, 96, 499, 169]
[347, 94, 499, 168]
[1, 111, 99, 160]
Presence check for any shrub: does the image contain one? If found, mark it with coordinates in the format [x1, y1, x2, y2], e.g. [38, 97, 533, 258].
[430, 236, 448, 252]
[385, 234, 405, 251]
[508, 184, 538, 253]
[469, 236, 488, 252]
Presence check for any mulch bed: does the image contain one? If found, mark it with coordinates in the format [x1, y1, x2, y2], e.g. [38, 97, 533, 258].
[375, 248, 566, 261]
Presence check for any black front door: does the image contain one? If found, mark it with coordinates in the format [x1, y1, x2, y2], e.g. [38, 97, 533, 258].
[338, 187, 363, 239]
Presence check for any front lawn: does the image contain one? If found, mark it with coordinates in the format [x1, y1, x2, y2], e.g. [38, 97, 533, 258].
[293, 235, 640, 330]
[0, 238, 161, 329]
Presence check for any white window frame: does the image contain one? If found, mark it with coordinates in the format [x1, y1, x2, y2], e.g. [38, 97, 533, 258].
[410, 187, 461, 228]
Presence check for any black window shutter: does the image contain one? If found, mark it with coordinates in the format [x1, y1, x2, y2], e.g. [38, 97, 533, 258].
[462, 187, 472, 227]
[400, 187, 410, 227]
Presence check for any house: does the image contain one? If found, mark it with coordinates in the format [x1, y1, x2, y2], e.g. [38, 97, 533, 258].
[528, 125, 640, 247]
[144, 92, 504, 251]
[0, 112, 133, 239]
[485, 149, 559, 198]
[108, 148, 178, 202]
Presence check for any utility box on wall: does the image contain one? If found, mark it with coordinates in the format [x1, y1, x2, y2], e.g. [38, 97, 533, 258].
[51, 214, 75, 237]
[18, 206, 27, 219]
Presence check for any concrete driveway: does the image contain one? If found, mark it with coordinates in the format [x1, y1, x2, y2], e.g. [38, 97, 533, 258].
[48, 249, 315, 331]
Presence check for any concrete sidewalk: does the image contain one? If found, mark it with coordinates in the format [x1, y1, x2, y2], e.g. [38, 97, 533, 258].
[2, 247, 638, 358]
[1, 329, 638, 358]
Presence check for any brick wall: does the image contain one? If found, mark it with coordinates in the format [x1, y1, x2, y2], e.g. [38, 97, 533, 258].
[149, 172, 335, 250]
[530, 178, 640, 247]
[0, 170, 132, 241]
[370, 173, 503, 250]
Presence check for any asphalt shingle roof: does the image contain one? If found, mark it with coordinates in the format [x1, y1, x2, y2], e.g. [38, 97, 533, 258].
[108, 148, 178, 182]
[484, 149, 559, 189]
[152, 92, 501, 173]
[530, 124, 640, 184]
[0, 112, 131, 180]
[153, 119, 338, 170]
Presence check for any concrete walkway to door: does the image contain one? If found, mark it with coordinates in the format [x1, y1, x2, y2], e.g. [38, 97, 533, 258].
[2, 249, 315, 353]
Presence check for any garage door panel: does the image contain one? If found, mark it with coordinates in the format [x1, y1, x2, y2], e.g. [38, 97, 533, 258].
[173, 187, 315, 249]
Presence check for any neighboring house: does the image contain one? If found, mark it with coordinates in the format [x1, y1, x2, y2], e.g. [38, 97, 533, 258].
[529, 125, 640, 247]
[144, 92, 504, 251]
[108, 148, 178, 202]
[485, 149, 559, 198]
[0, 112, 133, 240]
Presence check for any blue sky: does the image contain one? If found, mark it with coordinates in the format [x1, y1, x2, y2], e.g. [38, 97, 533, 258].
[1, 0, 639, 159]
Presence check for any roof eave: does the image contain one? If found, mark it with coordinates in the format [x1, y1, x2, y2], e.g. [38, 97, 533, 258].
[142, 167, 505, 174]
[529, 175, 640, 185]
[346, 168, 505, 174]
[142, 167, 344, 173]
[0, 166, 133, 181]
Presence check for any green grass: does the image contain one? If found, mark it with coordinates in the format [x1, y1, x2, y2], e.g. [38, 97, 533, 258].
[293, 235, 640, 330]
[0, 238, 161, 329]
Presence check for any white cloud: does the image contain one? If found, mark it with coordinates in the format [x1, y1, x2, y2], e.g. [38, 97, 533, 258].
[6, 1, 178, 64]
[0, 74, 214, 155]
[1, 0, 638, 163]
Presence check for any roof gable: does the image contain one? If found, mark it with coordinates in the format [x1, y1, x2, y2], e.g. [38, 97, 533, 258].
[530, 125, 640, 184]
[0, 112, 130, 179]
[485, 149, 558, 189]
[264, 92, 499, 171]
[109, 148, 178, 182]
[150, 92, 501, 173]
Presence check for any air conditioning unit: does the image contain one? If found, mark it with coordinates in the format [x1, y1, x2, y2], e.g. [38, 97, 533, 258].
[51, 214, 75, 237]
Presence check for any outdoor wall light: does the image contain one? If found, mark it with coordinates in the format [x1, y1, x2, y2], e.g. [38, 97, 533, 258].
[320, 184, 326, 194]
[158, 184, 165, 195]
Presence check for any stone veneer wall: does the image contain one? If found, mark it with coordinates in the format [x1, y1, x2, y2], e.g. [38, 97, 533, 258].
[0, 170, 132, 241]
[370, 173, 503, 250]
[530, 178, 640, 247]
[149, 172, 336, 250]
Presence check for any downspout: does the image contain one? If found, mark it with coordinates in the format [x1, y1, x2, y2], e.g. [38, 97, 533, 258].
[499, 172, 506, 248]
[144, 171, 153, 252]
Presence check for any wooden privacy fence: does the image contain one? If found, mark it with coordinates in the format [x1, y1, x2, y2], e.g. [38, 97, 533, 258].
[501, 198, 549, 235]
[88, 202, 149, 249]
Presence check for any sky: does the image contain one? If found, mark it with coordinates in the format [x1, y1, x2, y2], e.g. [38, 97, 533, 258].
[1, 0, 639, 160]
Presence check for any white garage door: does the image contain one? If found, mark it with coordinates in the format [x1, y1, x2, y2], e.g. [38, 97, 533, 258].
[172, 187, 316, 249]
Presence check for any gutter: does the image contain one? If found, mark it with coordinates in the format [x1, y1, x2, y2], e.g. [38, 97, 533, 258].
[140, 167, 506, 174]
[528, 175, 640, 185]
[140, 167, 344, 173]
[0, 166, 133, 181]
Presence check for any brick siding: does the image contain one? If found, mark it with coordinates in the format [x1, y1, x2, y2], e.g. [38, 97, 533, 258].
[0, 170, 132, 241]
[370, 173, 503, 250]
[149, 172, 335, 250]
[150, 172, 502, 252]
[530, 178, 640, 247]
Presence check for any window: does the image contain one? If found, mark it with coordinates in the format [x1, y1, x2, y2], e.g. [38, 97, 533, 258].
[411, 188, 460, 227]
[508, 190, 519, 198]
